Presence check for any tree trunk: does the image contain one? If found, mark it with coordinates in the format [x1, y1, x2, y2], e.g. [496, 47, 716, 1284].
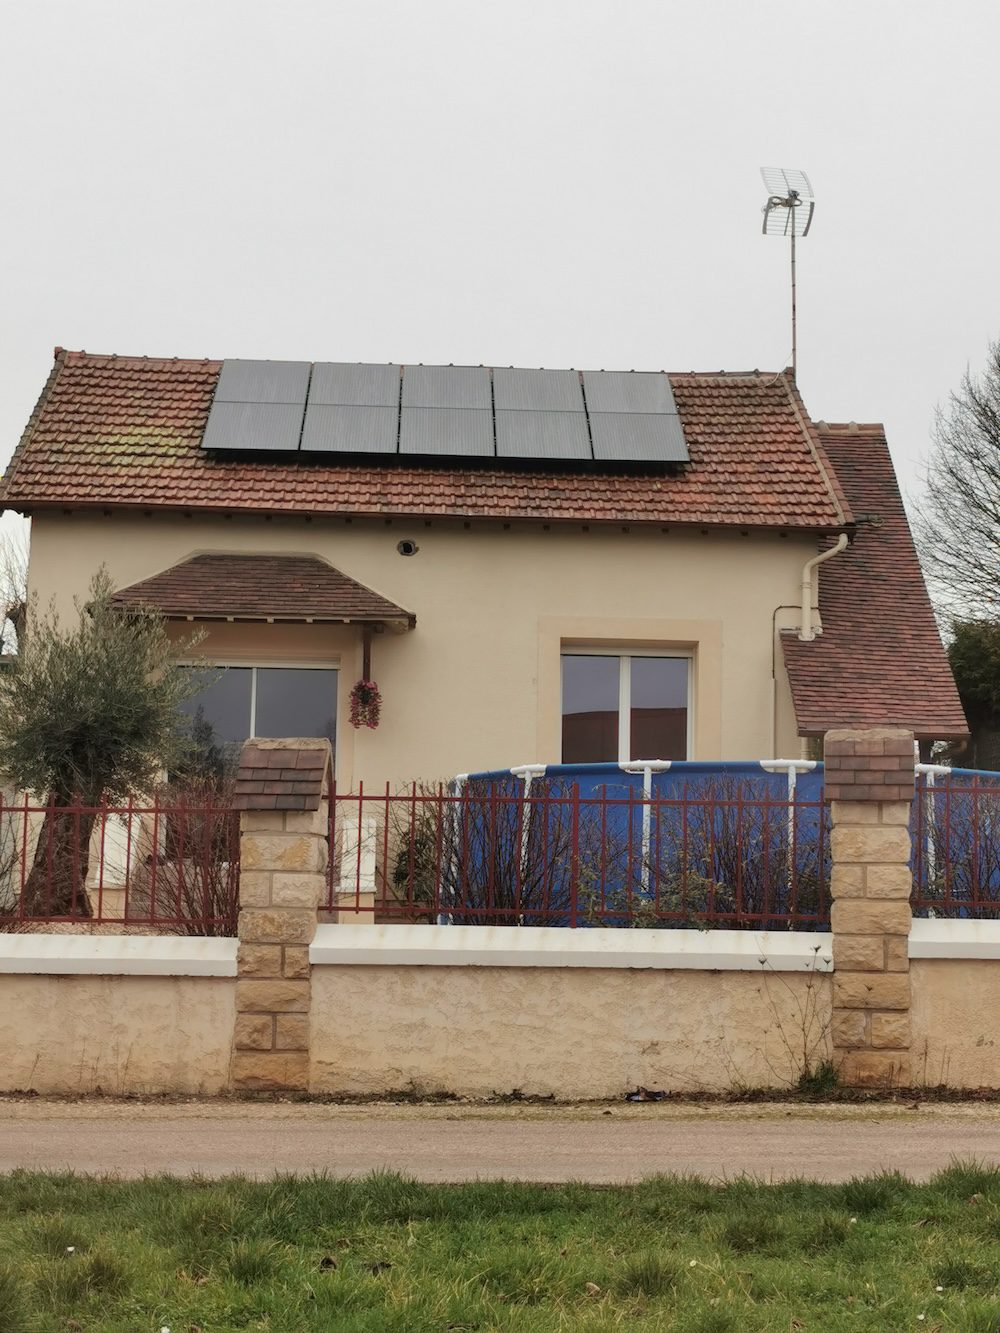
[21, 801, 96, 918]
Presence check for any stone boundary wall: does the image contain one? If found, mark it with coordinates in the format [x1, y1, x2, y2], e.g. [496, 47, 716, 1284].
[4, 727, 1000, 1096]
[1, 917, 1000, 1094]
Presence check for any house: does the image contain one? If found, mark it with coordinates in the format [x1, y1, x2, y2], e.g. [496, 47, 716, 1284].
[0, 349, 966, 789]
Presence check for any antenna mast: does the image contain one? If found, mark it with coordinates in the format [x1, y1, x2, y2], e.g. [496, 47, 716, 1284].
[760, 167, 815, 377]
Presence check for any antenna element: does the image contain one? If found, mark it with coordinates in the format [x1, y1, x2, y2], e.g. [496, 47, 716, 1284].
[760, 167, 815, 376]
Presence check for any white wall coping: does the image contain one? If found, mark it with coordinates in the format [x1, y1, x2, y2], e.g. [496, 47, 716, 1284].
[4, 920, 994, 976]
[0, 934, 238, 976]
[909, 917, 1000, 960]
[310, 923, 833, 972]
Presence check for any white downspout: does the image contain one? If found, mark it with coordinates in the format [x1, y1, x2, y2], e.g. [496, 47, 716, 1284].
[798, 533, 849, 641]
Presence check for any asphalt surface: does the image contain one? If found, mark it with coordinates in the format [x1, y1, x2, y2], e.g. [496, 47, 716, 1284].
[1, 1103, 999, 1181]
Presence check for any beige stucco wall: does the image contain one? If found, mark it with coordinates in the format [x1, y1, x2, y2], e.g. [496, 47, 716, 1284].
[0, 974, 235, 1094]
[310, 964, 832, 1097]
[911, 959, 1000, 1088]
[27, 511, 817, 784]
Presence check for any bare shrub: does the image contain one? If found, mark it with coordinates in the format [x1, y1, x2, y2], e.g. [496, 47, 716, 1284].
[370, 775, 830, 930]
[915, 776, 1000, 917]
[0, 792, 30, 931]
[123, 776, 240, 936]
[642, 776, 829, 928]
[384, 778, 585, 925]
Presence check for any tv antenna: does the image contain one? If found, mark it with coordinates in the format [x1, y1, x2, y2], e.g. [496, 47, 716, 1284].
[760, 167, 814, 377]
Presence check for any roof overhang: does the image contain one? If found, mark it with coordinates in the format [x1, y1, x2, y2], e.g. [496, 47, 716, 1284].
[781, 630, 969, 742]
[108, 554, 416, 634]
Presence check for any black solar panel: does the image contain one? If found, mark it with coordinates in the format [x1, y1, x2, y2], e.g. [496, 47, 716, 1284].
[402, 365, 491, 409]
[399, 365, 493, 457]
[583, 371, 690, 463]
[201, 402, 304, 453]
[301, 363, 400, 453]
[495, 410, 591, 460]
[589, 413, 689, 464]
[202, 360, 310, 452]
[309, 363, 400, 407]
[214, 360, 311, 405]
[301, 406, 399, 454]
[493, 368, 585, 413]
[581, 370, 678, 415]
[399, 407, 494, 457]
[201, 361, 691, 466]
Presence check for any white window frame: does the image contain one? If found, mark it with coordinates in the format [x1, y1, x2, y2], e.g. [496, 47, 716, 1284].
[177, 659, 339, 741]
[561, 648, 693, 763]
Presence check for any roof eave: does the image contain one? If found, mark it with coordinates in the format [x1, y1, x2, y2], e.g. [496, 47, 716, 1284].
[114, 607, 415, 633]
[796, 722, 970, 742]
[12, 496, 852, 537]
[0, 348, 69, 511]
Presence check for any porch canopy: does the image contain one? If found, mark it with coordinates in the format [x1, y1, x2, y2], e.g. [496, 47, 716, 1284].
[109, 553, 415, 632]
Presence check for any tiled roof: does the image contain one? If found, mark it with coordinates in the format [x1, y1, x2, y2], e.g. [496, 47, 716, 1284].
[234, 741, 331, 812]
[781, 425, 968, 739]
[109, 553, 415, 628]
[0, 350, 852, 531]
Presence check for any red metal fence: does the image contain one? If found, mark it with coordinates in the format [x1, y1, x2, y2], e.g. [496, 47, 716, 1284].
[9, 770, 1000, 934]
[323, 780, 832, 930]
[912, 772, 1000, 918]
[0, 795, 239, 934]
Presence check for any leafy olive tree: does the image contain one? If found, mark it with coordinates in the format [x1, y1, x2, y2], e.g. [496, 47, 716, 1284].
[916, 339, 1000, 615]
[0, 571, 200, 916]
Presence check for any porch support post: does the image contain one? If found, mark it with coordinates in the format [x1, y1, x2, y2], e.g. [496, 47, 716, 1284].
[825, 727, 915, 1088]
[230, 738, 331, 1093]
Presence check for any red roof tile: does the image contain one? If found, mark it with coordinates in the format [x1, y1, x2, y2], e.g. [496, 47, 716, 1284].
[781, 425, 968, 739]
[0, 351, 852, 531]
[109, 553, 414, 628]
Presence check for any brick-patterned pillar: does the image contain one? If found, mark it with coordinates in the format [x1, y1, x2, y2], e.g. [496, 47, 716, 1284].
[230, 739, 331, 1093]
[825, 727, 915, 1088]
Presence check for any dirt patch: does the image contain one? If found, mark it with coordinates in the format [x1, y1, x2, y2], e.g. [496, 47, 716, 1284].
[4, 1093, 1000, 1124]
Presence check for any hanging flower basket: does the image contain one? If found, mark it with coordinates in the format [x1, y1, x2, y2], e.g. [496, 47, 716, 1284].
[349, 678, 382, 730]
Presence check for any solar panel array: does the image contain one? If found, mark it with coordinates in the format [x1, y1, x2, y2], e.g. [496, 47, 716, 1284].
[201, 361, 690, 464]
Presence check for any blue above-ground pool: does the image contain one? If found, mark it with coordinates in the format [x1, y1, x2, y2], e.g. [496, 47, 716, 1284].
[442, 760, 829, 929]
[461, 759, 823, 802]
[911, 765, 1000, 916]
[425, 761, 1000, 926]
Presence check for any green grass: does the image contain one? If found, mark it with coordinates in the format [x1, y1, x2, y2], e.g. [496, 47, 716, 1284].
[0, 1165, 998, 1330]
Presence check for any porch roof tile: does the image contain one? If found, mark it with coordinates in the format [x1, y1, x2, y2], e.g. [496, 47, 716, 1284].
[108, 553, 415, 629]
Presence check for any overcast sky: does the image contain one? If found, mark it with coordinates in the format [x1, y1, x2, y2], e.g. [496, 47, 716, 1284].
[2, 0, 998, 525]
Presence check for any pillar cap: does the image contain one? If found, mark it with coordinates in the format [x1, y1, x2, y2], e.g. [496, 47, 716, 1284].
[824, 728, 915, 804]
[234, 738, 333, 812]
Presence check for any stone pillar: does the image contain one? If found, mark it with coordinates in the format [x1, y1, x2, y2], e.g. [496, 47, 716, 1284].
[230, 739, 331, 1093]
[825, 727, 915, 1088]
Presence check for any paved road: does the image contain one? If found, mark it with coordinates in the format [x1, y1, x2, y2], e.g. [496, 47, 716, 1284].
[1, 1104, 999, 1181]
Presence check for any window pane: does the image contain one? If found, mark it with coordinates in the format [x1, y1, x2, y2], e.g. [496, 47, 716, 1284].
[255, 668, 337, 745]
[561, 655, 619, 763]
[176, 667, 253, 746]
[629, 657, 688, 760]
